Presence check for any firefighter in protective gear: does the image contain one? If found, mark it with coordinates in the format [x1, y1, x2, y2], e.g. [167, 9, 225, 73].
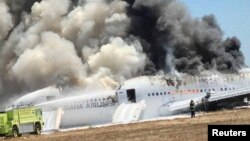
[190, 100, 195, 118]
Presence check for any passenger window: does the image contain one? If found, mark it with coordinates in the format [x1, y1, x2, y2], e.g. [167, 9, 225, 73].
[200, 89, 203, 92]
[148, 94, 150, 96]
[152, 93, 154, 96]
[156, 93, 159, 96]
[160, 92, 162, 95]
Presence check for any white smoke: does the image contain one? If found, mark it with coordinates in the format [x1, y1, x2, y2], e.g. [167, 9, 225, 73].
[61, 0, 129, 51]
[88, 37, 146, 82]
[84, 67, 119, 90]
[14, 0, 70, 55]
[12, 32, 85, 89]
[0, 0, 147, 101]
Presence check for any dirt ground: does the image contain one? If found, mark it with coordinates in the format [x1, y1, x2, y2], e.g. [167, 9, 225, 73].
[1, 109, 250, 141]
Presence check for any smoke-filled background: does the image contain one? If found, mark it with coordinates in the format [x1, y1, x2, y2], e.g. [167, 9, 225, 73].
[0, 0, 245, 103]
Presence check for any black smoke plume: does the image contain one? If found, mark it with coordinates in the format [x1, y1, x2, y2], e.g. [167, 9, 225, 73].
[126, 0, 245, 75]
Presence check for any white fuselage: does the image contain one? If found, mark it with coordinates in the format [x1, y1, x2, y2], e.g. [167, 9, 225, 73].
[37, 92, 118, 127]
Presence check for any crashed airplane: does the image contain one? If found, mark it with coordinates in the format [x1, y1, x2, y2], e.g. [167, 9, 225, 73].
[13, 69, 250, 130]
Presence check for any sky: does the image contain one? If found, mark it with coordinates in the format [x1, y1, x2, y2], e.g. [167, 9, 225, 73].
[180, 0, 250, 66]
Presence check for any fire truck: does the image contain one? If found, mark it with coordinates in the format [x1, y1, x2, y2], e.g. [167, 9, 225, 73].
[0, 106, 44, 137]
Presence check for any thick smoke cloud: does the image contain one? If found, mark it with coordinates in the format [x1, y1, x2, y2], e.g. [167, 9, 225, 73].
[0, 0, 245, 103]
[12, 32, 85, 89]
[88, 37, 146, 80]
[126, 0, 244, 74]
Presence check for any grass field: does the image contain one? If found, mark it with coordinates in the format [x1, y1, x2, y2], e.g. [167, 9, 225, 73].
[1, 109, 250, 141]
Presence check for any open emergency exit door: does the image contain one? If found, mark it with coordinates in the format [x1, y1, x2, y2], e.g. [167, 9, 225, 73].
[126, 89, 136, 103]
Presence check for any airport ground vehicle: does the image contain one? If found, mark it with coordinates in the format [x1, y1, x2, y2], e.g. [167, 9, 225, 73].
[0, 106, 44, 137]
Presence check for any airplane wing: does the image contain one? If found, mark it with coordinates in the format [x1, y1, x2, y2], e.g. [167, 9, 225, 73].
[207, 87, 250, 102]
[158, 97, 204, 116]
